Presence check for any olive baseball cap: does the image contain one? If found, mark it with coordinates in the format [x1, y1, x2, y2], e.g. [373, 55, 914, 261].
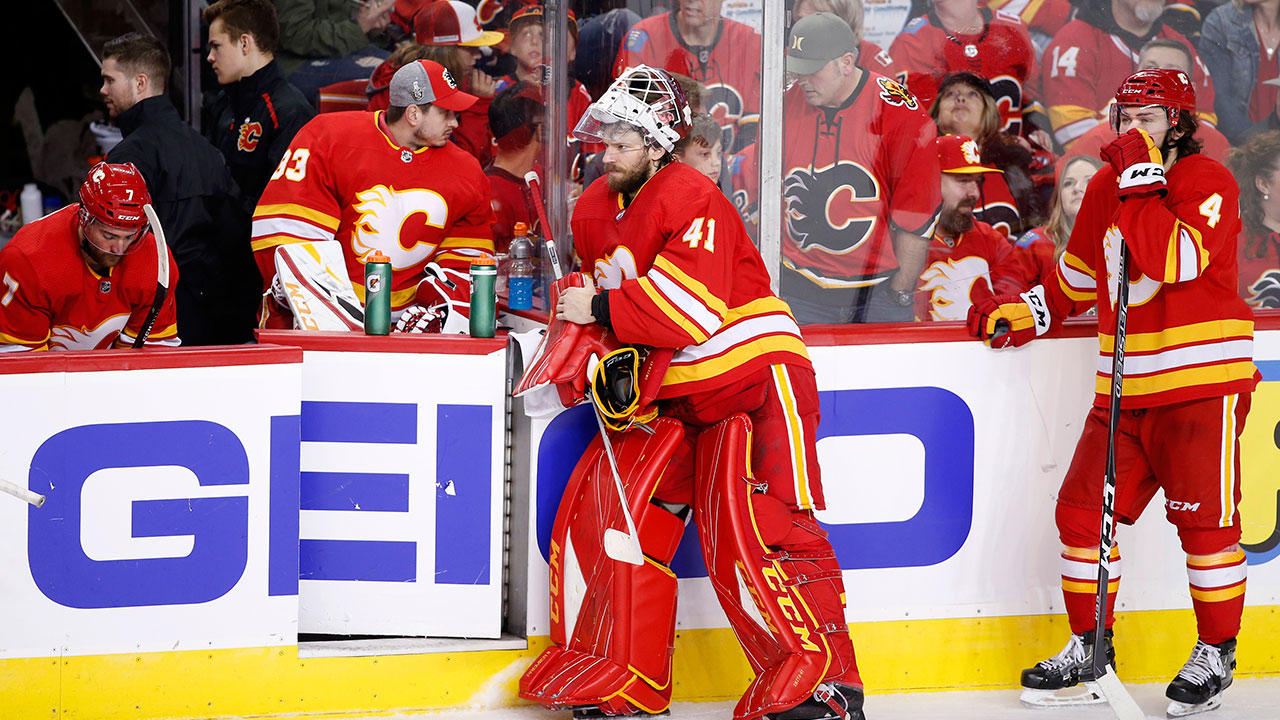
[787, 12, 856, 75]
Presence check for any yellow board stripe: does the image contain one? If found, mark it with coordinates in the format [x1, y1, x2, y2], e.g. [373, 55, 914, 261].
[1099, 319, 1254, 352]
[253, 203, 340, 230]
[1092, 361, 1258, 397]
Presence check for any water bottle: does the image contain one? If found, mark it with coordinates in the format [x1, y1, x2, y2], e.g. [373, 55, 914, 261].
[469, 256, 497, 338]
[363, 251, 392, 335]
[19, 184, 42, 225]
[508, 222, 534, 311]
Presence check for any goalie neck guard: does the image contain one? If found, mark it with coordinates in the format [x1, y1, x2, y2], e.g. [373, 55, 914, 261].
[573, 64, 692, 153]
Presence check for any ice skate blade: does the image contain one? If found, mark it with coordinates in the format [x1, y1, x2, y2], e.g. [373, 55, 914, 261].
[1165, 693, 1222, 718]
[1019, 682, 1107, 707]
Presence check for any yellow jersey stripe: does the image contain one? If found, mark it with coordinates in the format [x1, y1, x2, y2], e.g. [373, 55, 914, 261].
[1062, 579, 1120, 594]
[637, 277, 711, 345]
[1187, 548, 1246, 568]
[1189, 583, 1245, 603]
[653, 256, 729, 317]
[663, 335, 809, 386]
[1092, 361, 1257, 397]
[1099, 319, 1255, 353]
[1221, 394, 1237, 527]
[253, 203, 340, 231]
[772, 365, 811, 510]
[250, 235, 310, 253]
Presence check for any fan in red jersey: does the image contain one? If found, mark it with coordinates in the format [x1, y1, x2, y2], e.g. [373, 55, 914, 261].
[1227, 130, 1280, 308]
[519, 64, 867, 720]
[614, 0, 761, 152]
[485, 81, 544, 252]
[0, 162, 179, 351]
[971, 69, 1256, 719]
[251, 60, 494, 333]
[779, 12, 941, 323]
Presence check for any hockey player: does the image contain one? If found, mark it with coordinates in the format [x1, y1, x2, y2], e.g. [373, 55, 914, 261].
[614, 0, 761, 152]
[780, 12, 941, 324]
[250, 59, 495, 331]
[0, 162, 179, 351]
[970, 69, 1257, 718]
[521, 65, 865, 720]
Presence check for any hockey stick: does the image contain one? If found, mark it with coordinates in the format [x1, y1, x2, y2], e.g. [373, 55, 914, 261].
[1091, 246, 1146, 720]
[0, 478, 45, 507]
[524, 171, 564, 280]
[132, 204, 170, 349]
[587, 357, 644, 566]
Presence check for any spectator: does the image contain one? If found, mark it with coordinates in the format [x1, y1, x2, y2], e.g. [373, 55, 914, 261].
[275, 0, 394, 105]
[1201, 0, 1280, 143]
[1061, 39, 1233, 167]
[1041, 0, 1215, 148]
[486, 81, 544, 252]
[930, 72, 1047, 237]
[1245, 75, 1280, 137]
[889, 0, 1048, 141]
[780, 12, 941, 324]
[615, 0, 762, 152]
[203, 0, 315, 213]
[793, 0, 905, 80]
[1227, 130, 1280, 308]
[574, 8, 642, 98]
[674, 112, 723, 185]
[0, 162, 179, 351]
[986, 0, 1075, 44]
[101, 33, 257, 346]
[916, 134, 1021, 321]
[1009, 155, 1103, 291]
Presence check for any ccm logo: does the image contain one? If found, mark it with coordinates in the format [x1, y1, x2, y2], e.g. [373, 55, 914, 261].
[1167, 500, 1202, 512]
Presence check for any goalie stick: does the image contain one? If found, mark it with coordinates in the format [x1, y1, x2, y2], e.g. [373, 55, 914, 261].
[0, 478, 45, 507]
[524, 171, 564, 280]
[132, 204, 170, 349]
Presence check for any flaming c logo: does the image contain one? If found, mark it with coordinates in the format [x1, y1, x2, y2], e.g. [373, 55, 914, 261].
[876, 77, 918, 110]
[237, 121, 263, 152]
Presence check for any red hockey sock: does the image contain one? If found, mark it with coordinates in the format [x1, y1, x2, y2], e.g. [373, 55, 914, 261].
[1187, 548, 1247, 644]
[1060, 544, 1120, 636]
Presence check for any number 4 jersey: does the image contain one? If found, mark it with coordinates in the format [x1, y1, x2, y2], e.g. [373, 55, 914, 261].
[250, 110, 495, 317]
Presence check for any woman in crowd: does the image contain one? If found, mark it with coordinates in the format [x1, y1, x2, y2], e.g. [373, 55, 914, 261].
[1228, 130, 1280, 308]
[1009, 156, 1103, 290]
[1201, 0, 1280, 143]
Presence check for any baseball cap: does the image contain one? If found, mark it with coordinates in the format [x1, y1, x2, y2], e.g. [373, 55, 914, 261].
[508, 5, 579, 40]
[415, 1, 504, 47]
[938, 134, 1003, 174]
[936, 72, 996, 101]
[389, 59, 479, 112]
[489, 81, 544, 140]
[786, 12, 856, 75]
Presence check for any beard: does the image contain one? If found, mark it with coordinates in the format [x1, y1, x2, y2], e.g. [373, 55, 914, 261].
[939, 204, 976, 236]
[605, 159, 652, 195]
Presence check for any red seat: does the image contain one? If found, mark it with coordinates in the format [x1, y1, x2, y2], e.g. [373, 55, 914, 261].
[318, 79, 370, 113]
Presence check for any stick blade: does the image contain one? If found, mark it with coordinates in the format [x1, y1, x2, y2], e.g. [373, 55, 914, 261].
[142, 204, 170, 289]
[1094, 667, 1149, 720]
[603, 529, 644, 566]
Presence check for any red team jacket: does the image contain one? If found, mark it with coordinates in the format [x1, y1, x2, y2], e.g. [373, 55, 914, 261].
[572, 163, 810, 398]
[0, 205, 180, 350]
[614, 12, 761, 151]
[1043, 154, 1258, 408]
[890, 9, 1040, 135]
[916, 220, 1020, 321]
[780, 74, 942, 304]
[251, 111, 494, 315]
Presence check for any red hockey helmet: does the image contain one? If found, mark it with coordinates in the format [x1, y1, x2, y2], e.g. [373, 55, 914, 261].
[574, 64, 692, 153]
[1108, 68, 1196, 132]
[78, 161, 151, 253]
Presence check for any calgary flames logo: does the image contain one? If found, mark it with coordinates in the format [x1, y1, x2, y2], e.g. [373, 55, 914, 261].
[877, 77, 918, 110]
[50, 314, 131, 350]
[237, 121, 263, 152]
[784, 161, 880, 253]
[919, 256, 990, 321]
[592, 247, 637, 289]
[961, 139, 982, 166]
[1102, 225, 1161, 307]
[351, 185, 450, 269]
[1248, 270, 1280, 308]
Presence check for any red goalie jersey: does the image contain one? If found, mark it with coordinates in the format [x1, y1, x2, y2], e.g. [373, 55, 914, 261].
[1042, 154, 1257, 408]
[889, 9, 1039, 135]
[251, 111, 494, 317]
[0, 205, 179, 351]
[573, 163, 810, 398]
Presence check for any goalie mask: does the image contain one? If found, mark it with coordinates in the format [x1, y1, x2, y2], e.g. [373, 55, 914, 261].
[574, 64, 692, 153]
[591, 347, 658, 431]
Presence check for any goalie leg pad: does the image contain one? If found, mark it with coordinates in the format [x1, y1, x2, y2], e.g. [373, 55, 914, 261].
[693, 414, 860, 720]
[520, 417, 689, 714]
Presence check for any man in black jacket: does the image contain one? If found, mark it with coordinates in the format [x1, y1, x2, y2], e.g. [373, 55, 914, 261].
[102, 32, 258, 345]
[202, 0, 314, 212]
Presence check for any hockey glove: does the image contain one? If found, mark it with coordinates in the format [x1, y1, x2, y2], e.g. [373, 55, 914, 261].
[1100, 128, 1167, 199]
[967, 284, 1051, 348]
[396, 262, 472, 334]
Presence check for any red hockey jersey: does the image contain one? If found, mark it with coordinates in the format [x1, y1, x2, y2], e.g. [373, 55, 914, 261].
[572, 164, 810, 398]
[251, 110, 494, 315]
[1010, 224, 1059, 289]
[486, 164, 536, 253]
[614, 12, 761, 152]
[1044, 154, 1257, 408]
[889, 9, 1039, 135]
[985, 0, 1074, 38]
[1238, 230, 1280, 309]
[916, 220, 1020, 321]
[1041, 18, 1216, 146]
[0, 205, 179, 351]
[780, 73, 942, 303]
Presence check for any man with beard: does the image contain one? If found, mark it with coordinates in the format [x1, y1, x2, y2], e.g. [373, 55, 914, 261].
[251, 60, 495, 331]
[1041, 0, 1216, 148]
[916, 134, 1023, 321]
[522, 65, 866, 720]
[971, 69, 1256, 719]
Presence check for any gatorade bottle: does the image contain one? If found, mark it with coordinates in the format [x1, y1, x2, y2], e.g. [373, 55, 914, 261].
[363, 251, 392, 335]
[470, 256, 497, 338]
[508, 222, 534, 311]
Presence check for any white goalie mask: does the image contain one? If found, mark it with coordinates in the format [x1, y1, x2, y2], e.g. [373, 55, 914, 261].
[573, 64, 692, 153]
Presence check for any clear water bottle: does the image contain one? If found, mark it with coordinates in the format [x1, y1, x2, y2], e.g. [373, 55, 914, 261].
[20, 184, 42, 225]
[508, 222, 534, 311]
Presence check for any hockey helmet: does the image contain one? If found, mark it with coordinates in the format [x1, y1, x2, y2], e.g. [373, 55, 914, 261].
[574, 64, 692, 153]
[1108, 68, 1196, 132]
[78, 161, 151, 252]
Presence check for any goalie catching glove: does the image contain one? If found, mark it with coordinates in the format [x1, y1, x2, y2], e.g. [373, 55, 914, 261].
[1100, 128, 1166, 200]
[968, 284, 1051, 348]
[396, 262, 472, 334]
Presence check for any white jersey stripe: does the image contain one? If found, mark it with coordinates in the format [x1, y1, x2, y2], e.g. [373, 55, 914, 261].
[252, 216, 337, 243]
[1096, 339, 1254, 376]
[1187, 561, 1247, 589]
[647, 265, 722, 338]
[672, 314, 804, 365]
[1061, 554, 1122, 581]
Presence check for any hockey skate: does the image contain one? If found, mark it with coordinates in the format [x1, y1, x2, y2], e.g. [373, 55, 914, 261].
[1165, 638, 1235, 718]
[1019, 630, 1115, 707]
[570, 709, 669, 720]
[766, 683, 864, 720]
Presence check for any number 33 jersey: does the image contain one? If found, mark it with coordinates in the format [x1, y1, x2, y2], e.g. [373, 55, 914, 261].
[250, 110, 495, 313]
[572, 163, 810, 399]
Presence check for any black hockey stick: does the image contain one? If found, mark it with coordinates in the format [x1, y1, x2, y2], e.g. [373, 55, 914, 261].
[132, 204, 170, 349]
[1090, 246, 1145, 720]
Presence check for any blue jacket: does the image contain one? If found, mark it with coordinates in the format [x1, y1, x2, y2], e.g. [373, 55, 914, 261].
[1201, 3, 1261, 144]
